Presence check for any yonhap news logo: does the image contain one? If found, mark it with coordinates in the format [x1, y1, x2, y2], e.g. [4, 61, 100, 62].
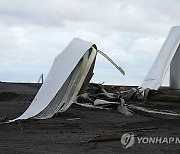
[121, 132, 180, 148]
[121, 132, 135, 148]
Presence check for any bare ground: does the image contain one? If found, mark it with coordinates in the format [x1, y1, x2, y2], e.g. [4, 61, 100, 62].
[0, 82, 180, 154]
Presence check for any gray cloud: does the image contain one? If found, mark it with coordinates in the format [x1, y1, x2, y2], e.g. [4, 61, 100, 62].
[0, 0, 178, 33]
[0, 0, 179, 84]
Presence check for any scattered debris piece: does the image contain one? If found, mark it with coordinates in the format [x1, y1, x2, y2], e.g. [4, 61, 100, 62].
[67, 118, 80, 121]
[77, 83, 180, 119]
[147, 90, 180, 102]
[117, 99, 133, 116]
[127, 104, 180, 119]
[0, 114, 8, 123]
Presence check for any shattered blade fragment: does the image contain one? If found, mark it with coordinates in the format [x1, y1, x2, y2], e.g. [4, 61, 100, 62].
[117, 99, 133, 116]
[127, 104, 180, 119]
[97, 50, 125, 75]
[124, 88, 137, 100]
[77, 93, 94, 103]
[140, 26, 180, 90]
[6, 38, 125, 123]
[117, 105, 133, 116]
[94, 99, 120, 106]
[123, 87, 144, 101]
[9, 38, 97, 122]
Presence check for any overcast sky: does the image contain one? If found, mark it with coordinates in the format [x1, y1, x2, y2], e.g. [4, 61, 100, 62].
[0, 0, 179, 85]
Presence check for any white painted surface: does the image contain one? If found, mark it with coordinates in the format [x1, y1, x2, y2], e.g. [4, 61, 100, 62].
[10, 38, 94, 121]
[140, 26, 180, 90]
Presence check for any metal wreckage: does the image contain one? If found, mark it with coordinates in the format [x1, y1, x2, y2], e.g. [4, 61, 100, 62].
[77, 83, 180, 119]
[1, 26, 180, 123]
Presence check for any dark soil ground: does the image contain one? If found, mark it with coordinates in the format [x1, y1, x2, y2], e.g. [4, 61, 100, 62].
[0, 82, 180, 154]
